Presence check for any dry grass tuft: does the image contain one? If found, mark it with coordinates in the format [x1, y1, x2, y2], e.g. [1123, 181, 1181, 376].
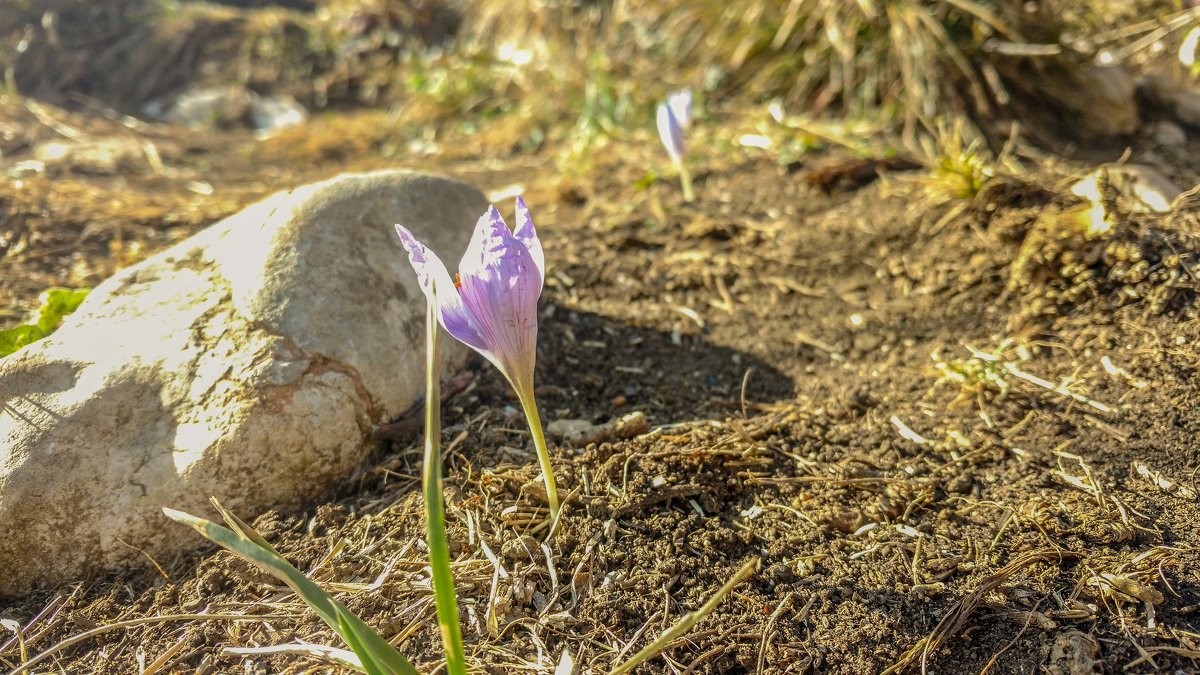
[0, 0, 460, 112]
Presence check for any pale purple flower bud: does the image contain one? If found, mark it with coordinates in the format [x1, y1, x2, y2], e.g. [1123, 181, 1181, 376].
[656, 89, 693, 164]
[657, 105, 685, 164]
[667, 89, 693, 129]
[396, 197, 544, 393]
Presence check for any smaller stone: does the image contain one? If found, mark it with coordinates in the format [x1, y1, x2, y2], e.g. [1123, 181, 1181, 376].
[1070, 164, 1182, 215]
[547, 418, 593, 440]
[1152, 120, 1187, 146]
[1064, 65, 1140, 138]
[499, 535, 540, 561]
[1142, 74, 1200, 128]
[251, 95, 308, 133]
[549, 412, 651, 447]
[997, 57, 1138, 138]
[34, 138, 147, 176]
[146, 86, 308, 132]
[7, 159, 44, 178]
[144, 86, 254, 128]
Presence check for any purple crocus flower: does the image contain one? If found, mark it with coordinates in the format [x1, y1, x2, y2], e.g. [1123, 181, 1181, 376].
[656, 89, 692, 163]
[396, 198, 561, 521]
[395, 198, 543, 394]
[656, 89, 696, 202]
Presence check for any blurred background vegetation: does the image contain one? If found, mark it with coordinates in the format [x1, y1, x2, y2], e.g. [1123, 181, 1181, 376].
[0, 0, 1195, 160]
[5, 0, 1198, 325]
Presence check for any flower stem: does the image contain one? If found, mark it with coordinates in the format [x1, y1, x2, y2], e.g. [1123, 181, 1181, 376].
[677, 162, 695, 203]
[423, 302, 467, 675]
[517, 389, 561, 523]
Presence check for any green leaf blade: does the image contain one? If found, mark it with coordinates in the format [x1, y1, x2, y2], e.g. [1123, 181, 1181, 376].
[163, 506, 420, 675]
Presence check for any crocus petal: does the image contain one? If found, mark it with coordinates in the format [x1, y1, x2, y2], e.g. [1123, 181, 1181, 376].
[458, 206, 511, 281]
[656, 103, 685, 163]
[668, 89, 693, 129]
[513, 196, 544, 292]
[455, 207, 541, 388]
[395, 224, 489, 352]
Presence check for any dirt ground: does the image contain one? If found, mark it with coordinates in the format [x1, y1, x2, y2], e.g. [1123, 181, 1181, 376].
[4, 4, 1200, 675]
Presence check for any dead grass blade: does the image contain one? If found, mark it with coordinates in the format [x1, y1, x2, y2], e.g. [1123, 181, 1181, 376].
[607, 557, 759, 675]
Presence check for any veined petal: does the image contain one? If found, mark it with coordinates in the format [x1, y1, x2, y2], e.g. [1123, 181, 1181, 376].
[395, 224, 488, 352]
[513, 196, 544, 292]
[394, 225, 449, 304]
[656, 103, 685, 163]
[455, 207, 541, 387]
[458, 206, 509, 280]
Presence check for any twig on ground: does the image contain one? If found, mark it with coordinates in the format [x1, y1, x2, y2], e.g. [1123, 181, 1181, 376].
[607, 557, 758, 675]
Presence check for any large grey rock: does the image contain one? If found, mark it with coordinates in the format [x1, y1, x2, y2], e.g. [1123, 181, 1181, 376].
[0, 170, 485, 595]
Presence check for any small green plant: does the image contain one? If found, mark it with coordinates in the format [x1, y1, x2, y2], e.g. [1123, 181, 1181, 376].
[933, 341, 1021, 407]
[572, 50, 635, 145]
[632, 169, 658, 191]
[915, 118, 1003, 202]
[0, 287, 90, 357]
